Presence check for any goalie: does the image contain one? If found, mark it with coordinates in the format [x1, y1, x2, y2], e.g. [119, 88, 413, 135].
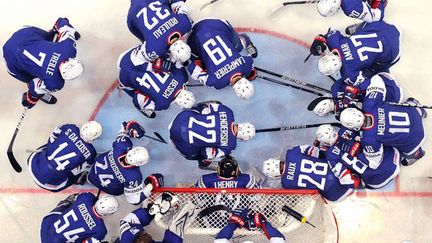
[117, 192, 199, 243]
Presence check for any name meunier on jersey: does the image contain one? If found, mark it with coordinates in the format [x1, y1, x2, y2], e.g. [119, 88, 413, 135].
[46, 52, 61, 76]
[214, 56, 246, 79]
[64, 128, 92, 159]
[219, 111, 229, 146]
[162, 79, 179, 99]
[377, 107, 386, 135]
[152, 17, 178, 39]
[77, 203, 97, 230]
[108, 151, 126, 184]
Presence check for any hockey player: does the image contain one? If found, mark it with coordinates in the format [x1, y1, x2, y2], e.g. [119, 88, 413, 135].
[27, 121, 102, 192]
[118, 192, 198, 243]
[339, 75, 427, 166]
[215, 208, 285, 243]
[310, 21, 401, 86]
[40, 192, 118, 243]
[316, 124, 400, 189]
[127, 0, 192, 64]
[187, 18, 258, 99]
[169, 101, 256, 168]
[87, 121, 164, 205]
[117, 46, 195, 118]
[2, 17, 83, 109]
[310, 72, 403, 117]
[317, 0, 387, 23]
[195, 155, 260, 189]
[263, 145, 359, 202]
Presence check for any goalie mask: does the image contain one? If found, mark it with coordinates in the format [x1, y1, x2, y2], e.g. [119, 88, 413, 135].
[263, 159, 283, 178]
[340, 108, 365, 131]
[316, 124, 339, 147]
[60, 58, 83, 80]
[317, 0, 341, 17]
[80, 121, 102, 143]
[94, 195, 119, 216]
[318, 51, 342, 76]
[217, 155, 240, 179]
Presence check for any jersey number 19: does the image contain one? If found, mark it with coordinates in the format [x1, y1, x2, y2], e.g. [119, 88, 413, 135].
[203, 36, 233, 66]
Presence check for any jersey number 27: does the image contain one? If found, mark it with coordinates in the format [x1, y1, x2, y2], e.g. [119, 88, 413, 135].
[350, 33, 383, 62]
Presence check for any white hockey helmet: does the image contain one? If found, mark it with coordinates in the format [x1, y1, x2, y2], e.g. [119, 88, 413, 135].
[232, 78, 254, 100]
[169, 39, 191, 63]
[60, 58, 83, 80]
[126, 147, 149, 166]
[317, 0, 341, 17]
[318, 51, 342, 76]
[340, 108, 365, 131]
[263, 158, 283, 178]
[316, 124, 338, 147]
[80, 121, 102, 143]
[236, 122, 256, 141]
[174, 89, 195, 109]
[94, 195, 119, 216]
[313, 99, 335, 116]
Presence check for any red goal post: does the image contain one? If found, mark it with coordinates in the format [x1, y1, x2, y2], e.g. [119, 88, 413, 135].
[148, 188, 339, 243]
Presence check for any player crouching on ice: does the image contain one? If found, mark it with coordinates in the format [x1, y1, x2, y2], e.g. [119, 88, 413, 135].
[117, 47, 195, 118]
[2, 17, 83, 109]
[263, 145, 360, 202]
[317, 0, 387, 23]
[315, 124, 400, 189]
[215, 208, 285, 243]
[169, 101, 256, 169]
[87, 121, 164, 205]
[40, 192, 118, 243]
[116, 192, 199, 243]
[196, 155, 261, 189]
[187, 18, 258, 100]
[27, 121, 102, 192]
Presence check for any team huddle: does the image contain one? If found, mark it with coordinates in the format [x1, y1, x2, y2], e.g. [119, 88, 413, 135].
[3, 0, 427, 242]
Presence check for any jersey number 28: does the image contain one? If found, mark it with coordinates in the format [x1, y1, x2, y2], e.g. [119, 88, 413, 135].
[297, 159, 328, 190]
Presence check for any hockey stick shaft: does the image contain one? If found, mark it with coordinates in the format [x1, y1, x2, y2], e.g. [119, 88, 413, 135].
[200, 0, 221, 10]
[257, 74, 326, 96]
[283, 0, 319, 6]
[256, 122, 341, 133]
[282, 205, 316, 228]
[256, 67, 331, 94]
[388, 102, 432, 109]
[7, 107, 28, 173]
[198, 205, 233, 217]
[143, 132, 168, 144]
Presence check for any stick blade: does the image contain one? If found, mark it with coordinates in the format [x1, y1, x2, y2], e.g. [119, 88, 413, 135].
[153, 132, 168, 144]
[7, 150, 23, 173]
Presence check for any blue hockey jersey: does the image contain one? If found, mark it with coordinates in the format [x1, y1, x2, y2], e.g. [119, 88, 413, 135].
[87, 134, 147, 205]
[341, 0, 385, 22]
[28, 124, 96, 191]
[281, 146, 353, 202]
[169, 103, 237, 160]
[2, 26, 77, 97]
[40, 193, 107, 243]
[187, 19, 254, 89]
[127, 0, 192, 61]
[196, 172, 258, 189]
[326, 21, 401, 85]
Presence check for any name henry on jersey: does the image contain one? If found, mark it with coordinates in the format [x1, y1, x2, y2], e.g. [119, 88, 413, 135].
[65, 128, 92, 159]
[213, 180, 238, 188]
[214, 56, 246, 79]
[152, 17, 178, 39]
[78, 203, 97, 230]
[46, 52, 61, 76]
[219, 111, 229, 146]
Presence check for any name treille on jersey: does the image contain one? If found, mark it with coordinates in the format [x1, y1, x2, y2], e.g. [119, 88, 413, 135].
[219, 111, 229, 146]
[377, 108, 386, 135]
[213, 180, 238, 188]
[46, 52, 61, 76]
[341, 43, 354, 61]
[153, 17, 178, 39]
[77, 203, 97, 230]
[214, 56, 246, 79]
[65, 129, 92, 159]
[285, 162, 297, 181]
[108, 151, 126, 184]
[162, 79, 179, 99]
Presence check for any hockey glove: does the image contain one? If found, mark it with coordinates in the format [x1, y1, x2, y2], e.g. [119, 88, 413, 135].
[340, 140, 361, 157]
[246, 212, 267, 230]
[342, 85, 360, 108]
[152, 57, 175, 73]
[310, 35, 328, 56]
[22, 92, 39, 109]
[122, 121, 146, 138]
[246, 68, 257, 81]
[144, 173, 164, 189]
[228, 208, 249, 228]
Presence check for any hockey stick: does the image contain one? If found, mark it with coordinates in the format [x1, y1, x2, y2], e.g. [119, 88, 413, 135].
[200, 0, 222, 10]
[256, 67, 331, 94]
[256, 122, 341, 133]
[7, 107, 28, 173]
[198, 204, 233, 217]
[282, 205, 316, 228]
[270, 0, 319, 16]
[96, 189, 102, 199]
[144, 132, 168, 144]
[257, 74, 328, 97]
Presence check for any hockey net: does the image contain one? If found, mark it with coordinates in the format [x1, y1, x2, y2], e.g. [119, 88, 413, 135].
[147, 188, 338, 243]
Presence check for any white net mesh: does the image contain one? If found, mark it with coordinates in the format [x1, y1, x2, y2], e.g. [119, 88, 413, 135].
[147, 188, 338, 243]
